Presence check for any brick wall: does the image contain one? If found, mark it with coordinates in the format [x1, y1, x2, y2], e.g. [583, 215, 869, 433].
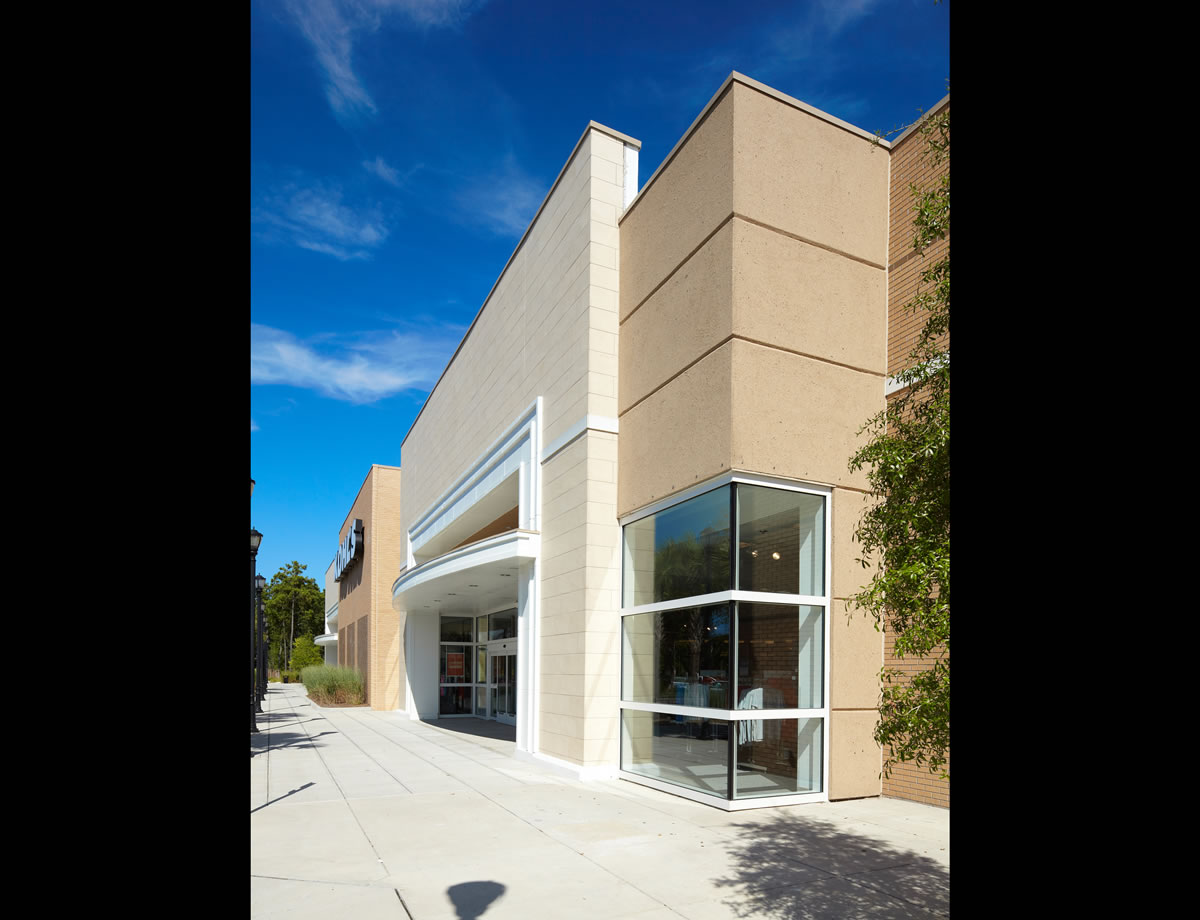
[888, 99, 949, 379]
[880, 99, 949, 808]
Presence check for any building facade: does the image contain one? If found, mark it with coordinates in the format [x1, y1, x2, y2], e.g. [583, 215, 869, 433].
[328, 464, 406, 710]
[325, 73, 947, 810]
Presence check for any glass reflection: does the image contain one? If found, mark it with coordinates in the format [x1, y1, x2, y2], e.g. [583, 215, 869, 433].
[622, 605, 730, 708]
[623, 487, 731, 606]
[734, 718, 822, 797]
[737, 485, 824, 596]
[621, 710, 729, 797]
[735, 603, 823, 710]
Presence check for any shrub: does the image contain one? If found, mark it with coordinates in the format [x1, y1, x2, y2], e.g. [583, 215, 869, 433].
[280, 669, 301, 683]
[301, 665, 365, 705]
[291, 636, 324, 671]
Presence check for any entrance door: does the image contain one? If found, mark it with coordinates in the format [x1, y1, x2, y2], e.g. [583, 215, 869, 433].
[488, 648, 517, 726]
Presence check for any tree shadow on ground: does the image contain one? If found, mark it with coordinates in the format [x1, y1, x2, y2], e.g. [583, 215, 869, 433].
[446, 880, 505, 920]
[713, 811, 948, 919]
[250, 729, 339, 758]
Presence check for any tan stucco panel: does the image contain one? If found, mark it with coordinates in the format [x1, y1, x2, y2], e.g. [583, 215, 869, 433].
[619, 221, 734, 413]
[831, 487, 878, 601]
[829, 598, 882, 711]
[619, 87, 734, 318]
[617, 342, 734, 517]
[371, 466, 404, 711]
[829, 709, 881, 800]
[731, 82, 888, 267]
[731, 219, 885, 375]
[729, 340, 879, 492]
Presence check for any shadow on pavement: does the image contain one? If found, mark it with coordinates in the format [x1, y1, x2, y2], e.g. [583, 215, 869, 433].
[446, 881, 506, 919]
[250, 729, 338, 758]
[250, 782, 315, 815]
[714, 812, 948, 918]
[425, 718, 516, 744]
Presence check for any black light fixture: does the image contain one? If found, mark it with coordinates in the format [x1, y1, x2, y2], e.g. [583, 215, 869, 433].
[251, 527, 263, 733]
[255, 573, 267, 712]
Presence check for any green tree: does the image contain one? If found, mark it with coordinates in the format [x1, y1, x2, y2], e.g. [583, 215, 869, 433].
[263, 561, 325, 672]
[290, 635, 325, 671]
[849, 106, 949, 780]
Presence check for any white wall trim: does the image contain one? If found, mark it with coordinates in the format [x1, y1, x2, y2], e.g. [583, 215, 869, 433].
[620, 471, 832, 527]
[408, 400, 540, 559]
[615, 771, 828, 810]
[619, 701, 826, 720]
[540, 414, 619, 465]
[393, 530, 541, 602]
[884, 351, 949, 396]
[621, 589, 828, 617]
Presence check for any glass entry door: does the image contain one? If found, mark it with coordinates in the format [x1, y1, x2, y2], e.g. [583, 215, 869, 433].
[488, 649, 517, 725]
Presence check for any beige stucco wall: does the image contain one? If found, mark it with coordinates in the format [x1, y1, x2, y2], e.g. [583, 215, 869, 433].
[336, 469, 374, 700]
[618, 74, 888, 800]
[371, 465, 404, 711]
[334, 465, 405, 712]
[399, 126, 634, 768]
[402, 128, 630, 531]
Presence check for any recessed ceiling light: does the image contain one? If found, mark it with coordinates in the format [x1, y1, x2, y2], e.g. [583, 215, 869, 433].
[772, 552, 781, 560]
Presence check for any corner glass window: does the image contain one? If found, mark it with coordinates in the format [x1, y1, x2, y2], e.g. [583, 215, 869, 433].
[736, 603, 823, 710]
[734, 718, 823, 798]
[737, 485, 825, 596]
[622, 604, 730, 708]
[621, 710, 730, 796]
[623, 486, 731, 606]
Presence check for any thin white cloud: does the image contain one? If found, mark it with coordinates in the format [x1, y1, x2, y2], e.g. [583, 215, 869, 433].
[251, 322, 464, 404]
[253, 178, 387, 260]
[362, 155, 424, 188]
[251, 418, 260, 431]
[818, 0, 881, 35]
[282, 0, 488, 117]
[454, 154, 545, 237]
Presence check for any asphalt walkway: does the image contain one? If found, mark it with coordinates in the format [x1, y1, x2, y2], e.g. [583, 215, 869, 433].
[251, 683, 949, 919]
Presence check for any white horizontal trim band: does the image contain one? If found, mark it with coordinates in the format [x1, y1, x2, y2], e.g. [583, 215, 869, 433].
[620, 701, 825, 720]
[619, 471, 831, 527]
[621, 590, 827, 616]
[540, 414, 619, 464]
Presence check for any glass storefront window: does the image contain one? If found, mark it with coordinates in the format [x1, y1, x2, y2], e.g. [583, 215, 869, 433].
[440, 616, 473, 643]
[620, 483, 828, 802]
[621, 710, 730, 797]
[736, 603, 823, 710]
[737, 485, 824, 596]
[734, 718, 823, 798]
[440, 645, 471, 683]
[623, 486, 731, 606]
[622, 605, 730, 708]
[488, 609, 517, 639]
[439, 686, 473, 715]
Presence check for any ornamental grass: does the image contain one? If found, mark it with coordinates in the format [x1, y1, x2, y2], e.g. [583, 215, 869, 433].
[300, 665, 365, 705]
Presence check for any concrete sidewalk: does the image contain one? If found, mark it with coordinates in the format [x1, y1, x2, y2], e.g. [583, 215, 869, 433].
[251, 684, 948, 919]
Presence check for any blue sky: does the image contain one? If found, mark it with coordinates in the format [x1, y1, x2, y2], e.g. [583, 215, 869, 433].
[250, 0, 949, 588]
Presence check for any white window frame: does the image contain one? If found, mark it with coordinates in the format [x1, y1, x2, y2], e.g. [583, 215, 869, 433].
[617, 471, 832, 809]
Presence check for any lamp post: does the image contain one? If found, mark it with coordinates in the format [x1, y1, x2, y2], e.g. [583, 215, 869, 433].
[251, 527, 263, 733]
[255, 573, 267, 711]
